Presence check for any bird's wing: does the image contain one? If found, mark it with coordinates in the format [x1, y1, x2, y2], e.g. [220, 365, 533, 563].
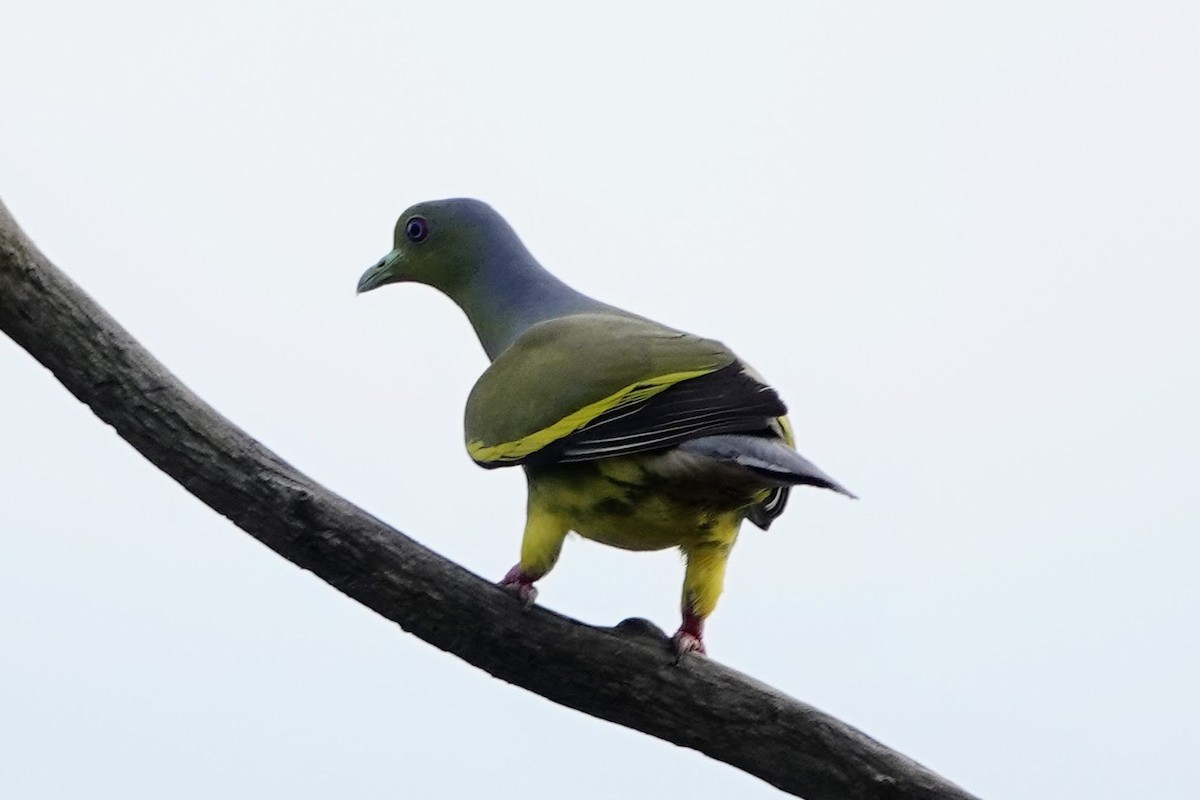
[465, 313, 787, 468]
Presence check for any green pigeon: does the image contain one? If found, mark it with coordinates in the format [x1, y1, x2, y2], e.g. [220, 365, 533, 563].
[357, 198, 853, 655]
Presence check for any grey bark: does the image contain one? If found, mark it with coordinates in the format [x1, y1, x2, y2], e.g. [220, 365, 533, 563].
[0, 198, 980, 800]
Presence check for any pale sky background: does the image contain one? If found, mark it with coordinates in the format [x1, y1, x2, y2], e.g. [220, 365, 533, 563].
[2, 3, 1197, 798]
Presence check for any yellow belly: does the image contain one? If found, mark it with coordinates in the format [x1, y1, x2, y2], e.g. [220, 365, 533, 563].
[526, 456, 762, 551]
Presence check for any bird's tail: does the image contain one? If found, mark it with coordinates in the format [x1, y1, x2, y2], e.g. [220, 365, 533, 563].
[678, 434, 855, 531]
[676, 433, 857, 499]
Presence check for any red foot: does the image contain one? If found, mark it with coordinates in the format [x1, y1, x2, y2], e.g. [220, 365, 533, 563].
[498, 564, 539, 609]
[672, 609, 707, 659]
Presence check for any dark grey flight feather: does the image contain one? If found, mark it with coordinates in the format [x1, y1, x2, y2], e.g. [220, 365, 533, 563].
[521, 363, 786, 467]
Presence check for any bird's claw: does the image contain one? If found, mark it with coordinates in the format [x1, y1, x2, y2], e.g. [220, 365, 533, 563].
[499, 566, 538, 609]
[504, 580, 538, 609]
[672, 630, 707, 661]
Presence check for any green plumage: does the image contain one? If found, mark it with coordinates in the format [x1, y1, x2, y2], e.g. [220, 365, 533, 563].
[465, 313, 733, 453]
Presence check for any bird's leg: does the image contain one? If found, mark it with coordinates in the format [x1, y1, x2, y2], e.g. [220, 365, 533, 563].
[674, 538, 733, 658]
[499, 501, 567, 609]
[674, 607, 707, 657]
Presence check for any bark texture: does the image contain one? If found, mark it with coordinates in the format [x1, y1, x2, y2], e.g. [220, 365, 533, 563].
[0, 198, 980, 800]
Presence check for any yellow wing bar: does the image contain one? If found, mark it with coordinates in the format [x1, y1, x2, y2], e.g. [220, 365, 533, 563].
[467, 368, 716, 465]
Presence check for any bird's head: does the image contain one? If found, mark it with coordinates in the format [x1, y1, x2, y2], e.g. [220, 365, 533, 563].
[356, 198, 528, 299]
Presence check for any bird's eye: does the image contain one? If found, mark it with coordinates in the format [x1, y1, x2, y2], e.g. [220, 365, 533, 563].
[405, 216, 429, 243]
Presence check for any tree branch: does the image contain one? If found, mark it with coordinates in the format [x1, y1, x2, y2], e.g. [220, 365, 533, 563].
[0, 198, 979, 800]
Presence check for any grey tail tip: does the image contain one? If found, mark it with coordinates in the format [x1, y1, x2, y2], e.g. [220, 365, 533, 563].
[817, 480, 858, 500]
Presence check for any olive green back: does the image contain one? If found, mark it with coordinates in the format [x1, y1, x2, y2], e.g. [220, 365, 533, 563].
[465, 313, 736, 451]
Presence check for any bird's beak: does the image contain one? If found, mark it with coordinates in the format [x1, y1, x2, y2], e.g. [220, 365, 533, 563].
[356, 249, 403, 294]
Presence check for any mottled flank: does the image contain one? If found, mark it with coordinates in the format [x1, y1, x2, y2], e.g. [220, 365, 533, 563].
[526, 457, 754, 553]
